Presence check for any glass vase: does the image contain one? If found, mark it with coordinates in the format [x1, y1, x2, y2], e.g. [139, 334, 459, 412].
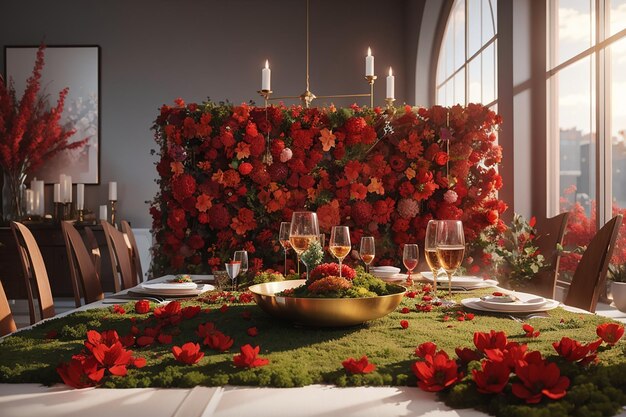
[2, 169, 26, 222]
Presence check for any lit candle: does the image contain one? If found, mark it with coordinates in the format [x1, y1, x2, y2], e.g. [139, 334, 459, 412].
[99, 205, 108, 221]
[109, 181, 117, 201]
[366, 47, 374, 76]
[262, 60, 271, 91]
[53, 183, 61, 203]
[386, 67, 395, 99]
[76, 183, 84, 210]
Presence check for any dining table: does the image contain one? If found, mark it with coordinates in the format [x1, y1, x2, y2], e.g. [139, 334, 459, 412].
[1, 273, 625, 417]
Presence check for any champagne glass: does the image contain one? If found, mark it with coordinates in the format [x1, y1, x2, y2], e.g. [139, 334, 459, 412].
[289, 211, 319, 281]
[225, 260, 241, 291]
[279, 222, 291, 275]
[403, 244, 419, 285]
[435, 220, 465, 297]
[329, 226, 351, 278]
[234, 250, 248, 277]
[360, 236, 375, 273]
[424, 220, 442, 297]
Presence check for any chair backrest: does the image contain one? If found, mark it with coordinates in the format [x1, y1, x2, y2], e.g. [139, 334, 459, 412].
[121, 220, 144, 283]
[10, 221, 55, 324]
[84, 226, 102, 281]
[101, 220, 137, 292]
[0, 280, 17, 337]
[532, 212, 569, 299]
[61, 221, 104, 306]
[565, 214, 623, 312]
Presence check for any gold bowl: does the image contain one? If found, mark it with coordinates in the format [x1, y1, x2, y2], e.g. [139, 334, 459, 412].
[248, 279, 406, 327]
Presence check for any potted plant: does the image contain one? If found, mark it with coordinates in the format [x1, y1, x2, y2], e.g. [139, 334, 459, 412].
[608, 264, 626, 312]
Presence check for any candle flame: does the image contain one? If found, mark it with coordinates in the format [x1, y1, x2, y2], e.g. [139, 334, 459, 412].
[265, 60, 269, 69]
[367, 47, 371, 56]
[388, 67, 393, 76]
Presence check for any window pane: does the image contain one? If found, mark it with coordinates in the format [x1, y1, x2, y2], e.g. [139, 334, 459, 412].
[454, 0, 466, 69]
[446, 26, 455, 78]
[468, 55, 481, 103]
[610, 0, 626, 36]
[557, 0, 593, 65]
[468, 0, 482, 57]
[437, 86, 446, 105]
[482, 42, 495, 104]
[446, 80, 454, 106]
[454, 68, 465, 104]
[481, 0, 496, 44]
[437, 44, 447, 86]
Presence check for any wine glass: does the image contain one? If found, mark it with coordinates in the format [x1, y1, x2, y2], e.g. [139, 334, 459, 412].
[435, 220, 465, 297]
[289, 211, 319, 281]
[225, 260, 241, 291]
[234, 250, 248, 277]
[279, 222, 291, 275]
[329, 226, 351, 278]
[403, 244, 419, 286]
[360, 236, 375, 273]
[424, 220, 442, 297]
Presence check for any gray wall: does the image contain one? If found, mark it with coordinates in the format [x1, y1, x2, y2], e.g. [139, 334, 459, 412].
[1, 0, 418, 227]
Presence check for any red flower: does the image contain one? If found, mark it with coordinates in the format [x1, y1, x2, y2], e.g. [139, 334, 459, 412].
[196, 322, 217, 339]
[238, 162, 253, 175]
[182, 306, 201, 319]
[455, 347, 481, 364]
[552, 337, 600, 364]
[112, 304, 126, 314]
[512, 360, 570, 404]
[472, 360, 510, 394]
[154, 301, 181, 320]
[172, 342, 204, 365]
[134, 300, 151, 314]
[522, 324, 540, 338]
[91, 342, 133, 376]
[158, 333, 173, 344]
[219, 304, 229, 313]
[400, 307, 410, 314]
[233, 344, 270, 368]
[415, 342, 437, 358]
[342, 355, 376, 374]
[400, 320, 409, 329]
[57, 355, 103, 388]
[309, 263, 356, 281]
[204, 331, 234, 351]
[247, 327, 258, 337]
[473, 330, 508, 353]
[412, 351, 462, 392]
[596, 323, 624, 345]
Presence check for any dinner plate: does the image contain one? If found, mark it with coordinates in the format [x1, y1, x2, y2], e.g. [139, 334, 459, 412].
[141, 281, 199, 290]
[377, 273, 408, 283]
[370, 266, 402, 279]
[134, 283, 214, 297]
[461, 297, 560, 313]
[477, 293, 547, 312]
[420, 271, 498, 289]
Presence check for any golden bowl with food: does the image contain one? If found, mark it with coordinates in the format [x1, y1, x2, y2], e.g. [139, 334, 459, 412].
[248, 279, 406, 327]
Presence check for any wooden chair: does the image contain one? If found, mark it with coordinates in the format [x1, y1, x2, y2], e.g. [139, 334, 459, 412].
[531, 212, 569, 299]
[0, 280, 17, 337]
[121, 220, 144, 283]
[10, 221, 55, 324]
[564, 215, 623, 312]
[101, 220, 137, 292]
[61, 221, 104, 307]
[84, 226, 102, 281]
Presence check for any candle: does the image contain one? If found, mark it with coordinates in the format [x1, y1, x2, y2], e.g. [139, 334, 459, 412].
[366, 47, 374, 76]
[386, 67, 395, 99]
[262, 60, 271, 91]
[76, 183, 85, 210]
[109, 181, 117, 201]
[99, 205, 108, 221]
[65, 175, 72, 203]
[31, 179, 44, 216]
[25, 189, 34, 214]
[53, 183, 61, 203]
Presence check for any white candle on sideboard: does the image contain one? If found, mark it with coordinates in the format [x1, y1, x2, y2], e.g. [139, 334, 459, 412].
[262, 60, 271, 91]
[53, 183, 61, 203]
[31, 179, 44, 216]
[386, 67, 395, 99]
[109, 182, 117, 201]
[25, 189, 34, 214]
[366, 47, 374, 76]
[99, 205, 107, 221]
[76, 183, 85, 210]
[65, 175, 72, 203]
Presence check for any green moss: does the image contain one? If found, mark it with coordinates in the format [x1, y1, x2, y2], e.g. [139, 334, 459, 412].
[0, 288, 625, 417]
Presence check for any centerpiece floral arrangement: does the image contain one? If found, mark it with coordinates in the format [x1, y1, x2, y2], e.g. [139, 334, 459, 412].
[0, 44, 87, 221]
[150, 100, 505, 276]
[277, 263, 403, 298]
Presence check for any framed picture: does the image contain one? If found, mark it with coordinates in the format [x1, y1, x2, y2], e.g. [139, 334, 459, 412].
[4, 45, 100, 184]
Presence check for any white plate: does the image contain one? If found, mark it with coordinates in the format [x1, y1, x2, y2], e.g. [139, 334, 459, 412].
[378, 273, 408, 283]
[133, 283, 214, 297]
[478, 293, 547, 312]
[141, 281, 199, 290]
[370, 266, 401, 273]
[461, 297, 560, 313]
[420, 271, 498, 289]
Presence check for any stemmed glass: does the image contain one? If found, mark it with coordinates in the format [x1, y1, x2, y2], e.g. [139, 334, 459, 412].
[424, 220, 442, 297]
[234, 250, 248, 277]
[289, 211, 319, 281]
[225, 260, 241, 291]
[329, 226, 351, 278]
[403, 244, 419, 286]
[279, 222, 291, 275]
[360, 236, 375, 273]
[435, 220, 465, 297]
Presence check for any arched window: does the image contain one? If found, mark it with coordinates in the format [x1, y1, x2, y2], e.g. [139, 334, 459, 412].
[435, 0, 497, 107]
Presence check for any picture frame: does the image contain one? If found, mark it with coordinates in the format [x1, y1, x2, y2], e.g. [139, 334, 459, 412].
[4, 45, 101, 184]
